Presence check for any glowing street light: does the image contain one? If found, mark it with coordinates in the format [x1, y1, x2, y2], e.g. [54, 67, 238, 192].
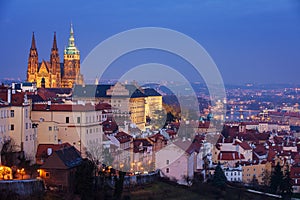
[17, 168, 25, 179]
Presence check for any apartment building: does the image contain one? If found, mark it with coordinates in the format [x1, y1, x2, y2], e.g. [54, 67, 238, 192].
[73, 83, 162, 131]
[31, 102, 109, 158]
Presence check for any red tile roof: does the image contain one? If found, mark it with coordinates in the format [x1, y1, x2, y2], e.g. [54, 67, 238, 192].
[36, 143, 72, 164]
[218, 151, 245, 160]
[233, 140, 252, 150]
[0, 85, 9, 102]
[241, 122, 259, 125]
[32, 102, 111, 112]
[11, 93, 26, 106]
[253, 144, 267, 156]
[166, 129, 177, 136]
[102, 118, 118, 134]
[114, 131, 133, 143]
[267, 148, 277, 162]
[148, 133, 166, 143]
[37, 87, 57, 101]
[133, 138, 152, 153]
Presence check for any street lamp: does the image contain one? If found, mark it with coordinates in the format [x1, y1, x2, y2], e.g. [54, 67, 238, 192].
[17, 168, 25, 180]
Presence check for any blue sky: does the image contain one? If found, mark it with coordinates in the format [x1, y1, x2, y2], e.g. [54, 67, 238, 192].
[1, 0, 300, 84]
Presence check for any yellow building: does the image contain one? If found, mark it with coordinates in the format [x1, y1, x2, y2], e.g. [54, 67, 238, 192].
[31, 103, 107, 159]
[143, 88, 163, 119]
[73, 83, 162, 131]
[242, 162, 272, 185]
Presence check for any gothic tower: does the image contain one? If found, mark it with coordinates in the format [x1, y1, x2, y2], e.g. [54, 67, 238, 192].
[27, 32, 38, 83]
[50, 32, 61, 88]
[62, 23, 83, 88]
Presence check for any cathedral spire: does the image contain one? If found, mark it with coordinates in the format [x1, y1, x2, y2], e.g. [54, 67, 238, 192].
[64, 23, 79, 55]
[68, 23, 75, 47]
[70, 22, 74, 35]
[31, 32, 37, 50]
[52, 32, 58, 50]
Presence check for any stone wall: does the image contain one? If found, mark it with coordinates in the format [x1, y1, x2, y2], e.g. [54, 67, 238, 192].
[0, 179, 44, 198]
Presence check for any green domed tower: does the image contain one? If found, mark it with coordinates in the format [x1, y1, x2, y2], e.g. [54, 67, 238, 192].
[62, 23, 83, 88]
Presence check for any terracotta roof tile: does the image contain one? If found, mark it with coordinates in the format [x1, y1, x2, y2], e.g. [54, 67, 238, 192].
[114, 131, 132, 143]
[218, 151, 245, 160]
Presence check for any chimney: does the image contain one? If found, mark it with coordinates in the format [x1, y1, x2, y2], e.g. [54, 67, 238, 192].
[7, 88, 11, 104]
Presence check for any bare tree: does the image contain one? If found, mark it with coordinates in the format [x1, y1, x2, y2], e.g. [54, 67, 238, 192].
[1, 139, 21, 166]
[85, 141, 103, 165]
[262, 169, 271, 186]
[1, 138, 20, 153]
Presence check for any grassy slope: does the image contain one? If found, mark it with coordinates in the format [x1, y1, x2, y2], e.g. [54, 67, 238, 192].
[123, 181, 280, 200]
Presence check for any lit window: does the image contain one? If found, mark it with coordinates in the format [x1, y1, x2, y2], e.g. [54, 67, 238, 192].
[45, 172, 50, 178]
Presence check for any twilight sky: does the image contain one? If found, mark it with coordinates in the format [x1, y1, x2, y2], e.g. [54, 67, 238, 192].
[0, 0, 300, 84]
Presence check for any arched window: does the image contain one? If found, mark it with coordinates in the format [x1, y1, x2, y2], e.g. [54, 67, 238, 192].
[41, 77, 45, 88]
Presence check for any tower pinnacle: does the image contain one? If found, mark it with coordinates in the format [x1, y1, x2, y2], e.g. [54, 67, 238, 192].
[31, 32, 37, 50]
[70, 22, 74, 35]
[64, 23, 79, 55]
[52, 32, 58, 50]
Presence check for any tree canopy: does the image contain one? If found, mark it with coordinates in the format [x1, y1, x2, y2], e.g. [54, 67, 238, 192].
[281, 165, 293, 199]
[212, 162, 227, 188]
[75, 158, 95, 200]
[270, 162, 283, 194]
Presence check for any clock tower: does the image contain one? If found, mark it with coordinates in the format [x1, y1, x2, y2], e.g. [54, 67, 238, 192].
[61, 23, 83, 88]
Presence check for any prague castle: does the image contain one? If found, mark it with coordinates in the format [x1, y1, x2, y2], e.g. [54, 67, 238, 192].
[27, 24, 83, 88]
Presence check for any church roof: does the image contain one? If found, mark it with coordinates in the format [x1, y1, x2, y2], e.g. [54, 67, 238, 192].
[73, 84, 147, 98]
[143, 88, 162, 97]
[38, 60, 51, 73]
